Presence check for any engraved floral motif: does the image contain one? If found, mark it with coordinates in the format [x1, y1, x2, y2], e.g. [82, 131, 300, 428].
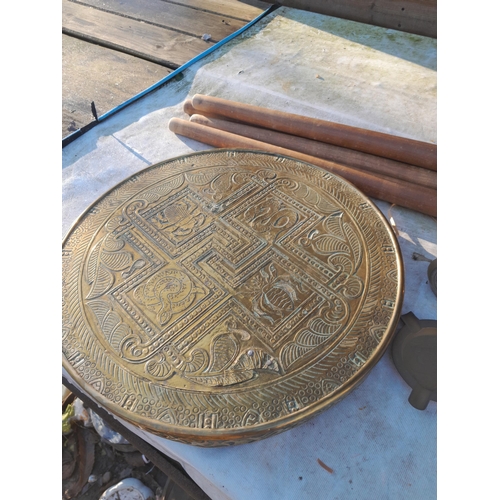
[86, 299, 133, 351]
[242, 263, 304, 324]
[141, 344, 207, 381]
[242, 197, 299, 241]
[280, 299, 348, 370]
[133, 269, 204, 327]
[304, 212, 362, 269]
[85, 234, 134, 300]
[300, 211, 364, 300]
[151, 199, 206, 238]
[185, 319, 280, 387]
[276, 179, 341, 215]
[185, 170, 253, 202]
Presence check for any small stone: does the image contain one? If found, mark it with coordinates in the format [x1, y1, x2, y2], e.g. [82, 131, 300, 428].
[102, 471, 112, 484]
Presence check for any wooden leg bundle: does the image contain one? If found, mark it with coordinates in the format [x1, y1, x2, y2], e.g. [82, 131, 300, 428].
[168, 117, 437, 218]
[189, 113, 437, 190]
[188, 94, 437, 171]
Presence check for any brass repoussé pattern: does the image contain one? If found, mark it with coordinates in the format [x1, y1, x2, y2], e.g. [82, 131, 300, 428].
[62, 150, 404, 446]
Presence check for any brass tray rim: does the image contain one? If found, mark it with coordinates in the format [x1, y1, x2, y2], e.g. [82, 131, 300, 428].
[62, 148, 405, 443]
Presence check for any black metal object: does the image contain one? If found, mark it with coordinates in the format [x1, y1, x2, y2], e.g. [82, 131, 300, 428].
[391, 312, 437, 410]
[90, 101, 98, 121]
[427, 258, 437, 296]
[62, 376, 212, 500]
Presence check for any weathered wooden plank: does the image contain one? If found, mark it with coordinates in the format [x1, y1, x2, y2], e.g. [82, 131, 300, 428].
[77, 0, 248, 42]
[62, 0, 215, 68]
[278, 0, 436, 38]
[171, 0, 271, 21]
[62, 34, 172, 137]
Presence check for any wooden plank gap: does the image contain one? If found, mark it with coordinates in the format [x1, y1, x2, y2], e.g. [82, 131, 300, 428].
[161, 0, 263, 22]
[68, 0, 224, 43]
[62, 0, 217, 68]
[162, 0, 272, 22]
[62, 30, 181, 69]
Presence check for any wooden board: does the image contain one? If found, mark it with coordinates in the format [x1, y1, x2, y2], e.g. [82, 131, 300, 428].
[278, 0, 436, 38]
[62, 0, 215, 68]
[77, 0, 249, 43]
[62, 0, 272, 141]
[62, 34, 172, 137]
[170, 0, 271, 21]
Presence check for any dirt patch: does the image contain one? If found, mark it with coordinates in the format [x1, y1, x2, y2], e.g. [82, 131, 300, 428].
[62, 395, 196, 500]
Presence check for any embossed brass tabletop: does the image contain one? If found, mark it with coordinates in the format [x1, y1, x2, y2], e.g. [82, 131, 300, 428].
[62, 149, 404, 446]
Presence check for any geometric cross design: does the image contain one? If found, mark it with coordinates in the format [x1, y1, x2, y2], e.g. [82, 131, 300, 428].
[63, 150, 403, 446]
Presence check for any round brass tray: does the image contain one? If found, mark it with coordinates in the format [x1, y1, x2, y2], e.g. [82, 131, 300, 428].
[62, 149, 404, 446]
